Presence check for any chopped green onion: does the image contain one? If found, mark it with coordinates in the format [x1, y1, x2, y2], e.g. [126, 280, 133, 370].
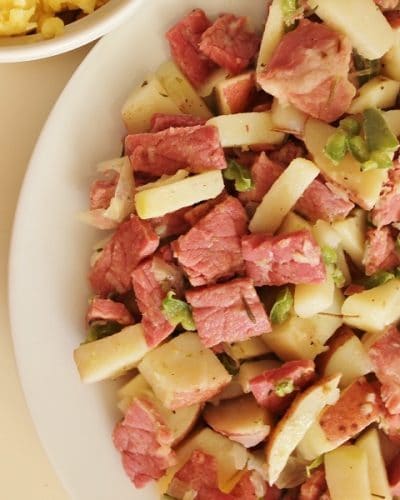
[331, 268, 346, 288]
[363, 108, 399, 153]
[223, 159, 254, 192]
[84, 321, 122, 343]
[275, 379, 295, 397]
[364, 270, 394, 289]
[348, 135, 370, 163]
[360, 159, 379, 172]
[270, 287, 293, 324]
[217, 352, 240, 376]
[324, 131, 348, 164]
[280, 0, 299, 26]
[370, 151, 393, 169]
[306, 456, 324, 477]
[321, 246, 338, 266]
[339, 117, 361, 137]
[162, 291, 196, 331]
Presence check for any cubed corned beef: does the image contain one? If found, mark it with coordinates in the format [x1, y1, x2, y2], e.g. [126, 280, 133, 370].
[166, 9, 216, 87]
[89, 172, 119, 210]
[183, 192, 227, 226]
[186, 278, 271, 347]
[242, 230, 325, 286]
[125, 125, 226, 176]
[199, 14, 260, 74]
[150, 113, 207, 132]
[132, 254, 184, 347]
[86, 297, 134, 326]
[149, 207, 191, 239]
[173, 196, 248, 286]
[362, 227, 400, 276]
[89, 215, 159, 296]
[250, 360, 315, 414]
[299, 468, 329, 500]
[113, 398, 176, 488]
[370, 164, 400, 227]
[268, 141, 306, 167]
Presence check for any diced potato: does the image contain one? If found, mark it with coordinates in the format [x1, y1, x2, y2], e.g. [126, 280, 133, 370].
[278, 211, 312, 234]
[342, 278, 400, 332]
[318, 329, 372, 388]
[210, 376, 244, 403]
[135, 170, 224, 219]
[294, 275, 335, 319]
[204, 395, 273, 448]
[230, 337, 271, 361]
[263, 288, 344, 361]
[383, 32, 400, 82]
[155, 61, 212, 119]
[356, 428, 392, 500]
[117, 373, 152, 402]
[304, 118, 388, 210]
[384, 109, 400, 137]
[333, 208, 366, 269]
[138, 332, 231, 410]
[249, 158, 319, 234]
[197, 67, 231, 97]
[256, 0, 284, 72]
[296, 420, 339, 461]
[159, 428, 249, 494]
[121, 75, 182, 133]
[215, 72, 255, 115]
[73, 324, 151, 384]
[271, 99, 307, 136]
[349, 76, 400, 115]
[238, 359, 281, 393]
[308, 0, 395, 60]
[266, 374, 341, 485]
[325, 445, 371, 500]
[207, 112, 285, 148]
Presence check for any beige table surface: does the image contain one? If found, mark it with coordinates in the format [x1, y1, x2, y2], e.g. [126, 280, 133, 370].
[0, 45, 93, 500]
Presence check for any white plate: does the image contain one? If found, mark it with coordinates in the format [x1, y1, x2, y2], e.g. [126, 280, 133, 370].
[9, 1, 267, 499]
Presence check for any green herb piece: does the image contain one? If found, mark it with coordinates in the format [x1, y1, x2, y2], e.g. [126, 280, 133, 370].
[360, 159, 379, 172]
[162, 291, 196, 331]
[223, 159, 254, 192]
[280, 0, 299, 26]
[331, 268, 346, 288]
[275, 378, 295, 397]
[353, 52, 381, 86]
[321, 246, 338, 266]
[324, 131, 348, 164]
[270, 287, 293, 324]
[306, 455, 324, 477]
[85, 321, 122, 343]
[339, 117, 361, 137]
[370, 150, 393, 169]
[217, 352, 240, 376]
[364, 270, 394, 289]
[348, 135, 370, 163]
[363, 108, 399, 153]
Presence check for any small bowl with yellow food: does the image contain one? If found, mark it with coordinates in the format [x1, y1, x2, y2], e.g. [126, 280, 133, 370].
[0, 0, 140, 62]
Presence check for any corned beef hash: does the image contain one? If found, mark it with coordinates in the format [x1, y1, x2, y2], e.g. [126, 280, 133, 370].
[73, 1, 400, 498]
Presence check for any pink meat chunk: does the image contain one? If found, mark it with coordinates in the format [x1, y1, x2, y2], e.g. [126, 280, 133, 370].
[186, 278, 271, 347]
[183, 193, 227, 226]
[220, 72, 256, 114]
[86, 297, 134, 326]
[125, 125, 226, 176]
[385, 10, 400, 28]
[250, 360, 315, 414]
[149, 207, 191, 239]
[113, 398, 176, 488]
[172, 196, 248, 286]
[388, 452, 400, 496]
[268, 141, 306, 167]
[150, 113, 207, 132]
[89, 215, 159, 296]
[200, 14, 260, 74]
[166, 9, 216, 87]
[89, 173, 118, 210]
[362, 227, 400, 276]
[257, 20, 355, 122]
[319, 377, 381, 442]
[371, 165, 400, 227]
[132, 254, 184, 347]
[299, 469, 329, 500]
[368, 325, 400, 415]
[242, 230, 326, 286]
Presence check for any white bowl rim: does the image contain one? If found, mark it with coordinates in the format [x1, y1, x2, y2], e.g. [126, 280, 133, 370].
[0, 0, 144, 63]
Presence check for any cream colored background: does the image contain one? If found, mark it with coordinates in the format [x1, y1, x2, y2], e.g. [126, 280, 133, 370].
[0, 46, 92, 500]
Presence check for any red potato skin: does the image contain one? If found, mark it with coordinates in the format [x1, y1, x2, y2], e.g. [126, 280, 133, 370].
[370, 163, 400, 227]
[150, 113, 206, 132]
[362, 227, 400, 276]
[218, 72, 256, 114]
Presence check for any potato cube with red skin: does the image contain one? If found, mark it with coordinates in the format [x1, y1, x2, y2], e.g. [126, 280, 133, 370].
[216, 72, 256, 115]
[86, 297, 134, 326]
[166, 9, 216, 88]
[299, 468, 329, 500]
[89, 215, 159, 296]
[186, 278, 271, 348]
[200, 14, 260, 74]
[150, 113, 206, 132]
[368, 325, 400, 415]
[242, 230, 326, 287]
[125, 125, 226, 177]
[363, 227, 400, 276]
[388, 451, 400, 496]
[173, 196, 248, 286]
[113, 397, 176, 488]
[250, 360, 315, 414]
[257, 20, 355, 123]
[370, 163, 400, 227]
[319, 377, 381, 443]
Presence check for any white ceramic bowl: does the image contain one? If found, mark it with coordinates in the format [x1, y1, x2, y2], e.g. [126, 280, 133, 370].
[0, 0, 142, 63]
